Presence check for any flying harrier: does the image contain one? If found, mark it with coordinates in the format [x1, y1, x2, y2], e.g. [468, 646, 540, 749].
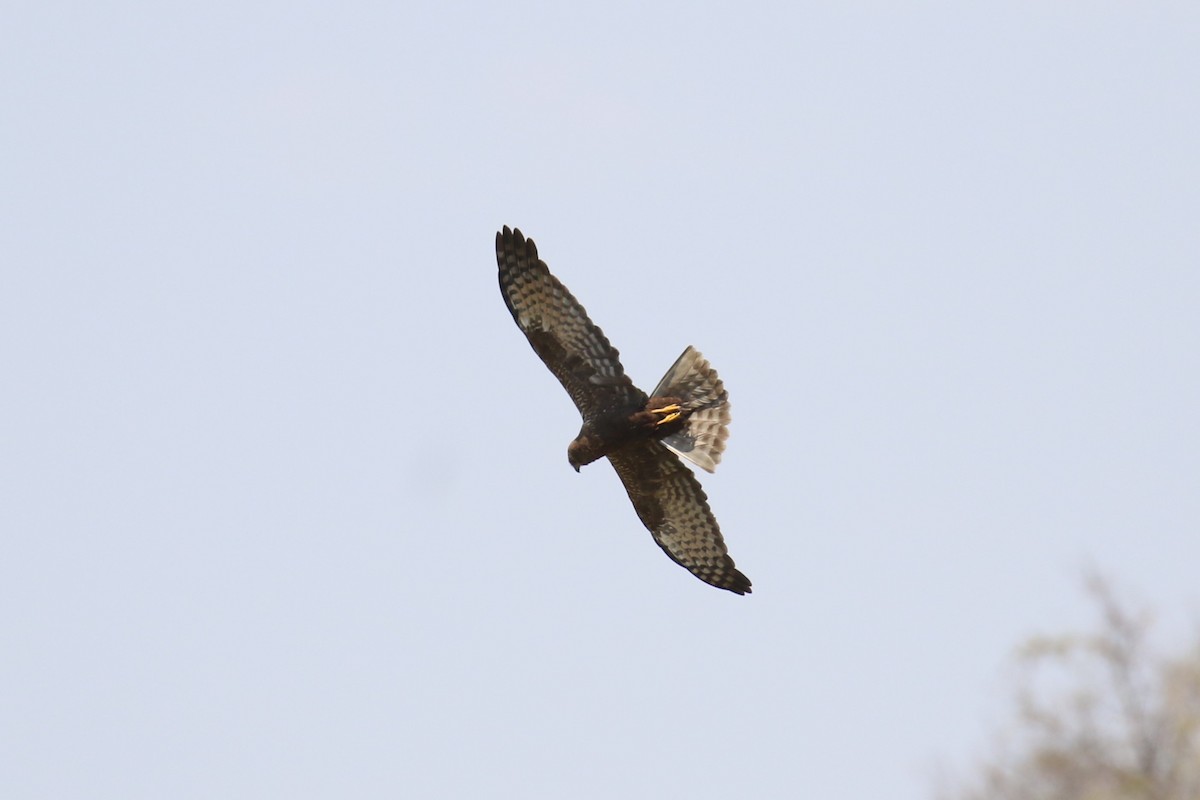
[496, 226, 751, 594]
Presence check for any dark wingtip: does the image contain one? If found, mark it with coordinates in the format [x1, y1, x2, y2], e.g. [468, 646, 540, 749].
[726, 573, 753, 595]
[497, 226, 536, 260]
[710, 565, 752, 595]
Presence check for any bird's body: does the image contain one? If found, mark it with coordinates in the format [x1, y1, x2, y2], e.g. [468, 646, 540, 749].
[566, 392, 687, 468]
[496, 226, 751, 595]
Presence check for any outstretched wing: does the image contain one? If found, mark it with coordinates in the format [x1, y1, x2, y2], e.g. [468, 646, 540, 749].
[607, 439, 751, 594]
[497, 226, 645, 420]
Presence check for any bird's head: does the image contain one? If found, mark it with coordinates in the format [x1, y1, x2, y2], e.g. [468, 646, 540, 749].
[567, 440, 585, 473]
[567, 435, 601, 473]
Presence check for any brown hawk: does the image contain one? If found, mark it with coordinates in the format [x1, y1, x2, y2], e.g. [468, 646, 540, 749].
[496, 226, 751, 595]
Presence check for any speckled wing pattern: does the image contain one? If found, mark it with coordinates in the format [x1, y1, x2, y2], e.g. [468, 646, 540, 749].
[497, 225, 751, 595]
[608, 439, 751, 594]
[496, 226, 645, 420]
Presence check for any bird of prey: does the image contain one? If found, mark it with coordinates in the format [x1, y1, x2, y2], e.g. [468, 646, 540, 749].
[496, 226, 751, 595]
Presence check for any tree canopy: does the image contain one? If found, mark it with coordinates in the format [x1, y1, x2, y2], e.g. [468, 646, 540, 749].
[942, 575, 1200, 800]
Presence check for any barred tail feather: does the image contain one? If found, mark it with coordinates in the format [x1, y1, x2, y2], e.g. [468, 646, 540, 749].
[651, 346, 731, 473]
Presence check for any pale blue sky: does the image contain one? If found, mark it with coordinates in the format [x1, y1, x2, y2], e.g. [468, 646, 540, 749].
[3, 3, 1198, 798]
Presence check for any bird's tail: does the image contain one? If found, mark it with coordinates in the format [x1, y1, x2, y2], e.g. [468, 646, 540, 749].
[650, 346, 730, 473]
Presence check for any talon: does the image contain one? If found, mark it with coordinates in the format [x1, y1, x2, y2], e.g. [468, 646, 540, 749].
[647, 403, 683, 427]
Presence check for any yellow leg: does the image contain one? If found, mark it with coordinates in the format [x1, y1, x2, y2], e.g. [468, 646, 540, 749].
[649, 403, 683, 427]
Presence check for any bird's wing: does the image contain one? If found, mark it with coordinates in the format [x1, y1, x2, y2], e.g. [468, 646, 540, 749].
[497, 226, 645, 420]
[607, 439, 751, 594]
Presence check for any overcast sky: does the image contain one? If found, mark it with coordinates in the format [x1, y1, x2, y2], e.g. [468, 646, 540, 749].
[3, 3, 1198, 798]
